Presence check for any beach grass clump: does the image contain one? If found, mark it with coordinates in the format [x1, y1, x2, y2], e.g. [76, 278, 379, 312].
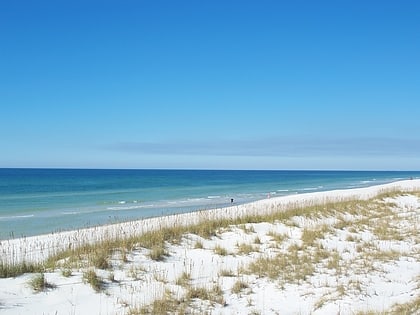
[390, 294, 420, 315]
[176, 271, 191, 287]
[83, 269, 104, 292]
[231, 279, 249, 294]
[186, 284, 225, 305]
[219, 268, 236, 277]
[61, 268, 72, 277]
[28, 273, 55, 293]
[89, 249, 110, 269]
[326, 251, 341, 270]
[214, 245, 228, 256]
[237, 243, 258, 255]
[345, 234, 358, 242]
[0, 261, 44, 278]
[373, 220, 404, 241]
[130, 290, 183, 315]
[246, 248, 316, 284]
[267, 231, 288, 244]
[367, 249, 401, 262]
[301, 228, 320, 246]
[194, 239, 204, 249]
[148, 245, 168, 261]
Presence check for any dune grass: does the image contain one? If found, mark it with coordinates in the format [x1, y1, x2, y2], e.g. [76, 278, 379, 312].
[0, 261, 44, 278]
[83, 269, 104, 292]
[27, 273, 55, 293]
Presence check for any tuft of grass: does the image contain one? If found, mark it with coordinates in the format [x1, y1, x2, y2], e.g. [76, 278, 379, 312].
[368, 249, 401, 262]
[301, 225, 332, 247]
[194, 240, 204, 249]
[219, 269, 236, 277]
[237, 243, 257, 255]
[346, 234, 357, 242]
[176, 271, 191, 287]
[326, 251, 341, 270]
[89, 250, 110, 269]
[247, 247, 316, 284]
[373, 220, 404, 241]
[83, 269, 104, 292]
[28, 273, 55, 293]
[0, 262, 44, 278]
[267, 231, 287, 244]
[214, 245, 228, 256]
[186, 284, 225, 305]
[390, 294, 420, 315]
[231, 279, 249, 294]
[61, 268, 72, 277]
[149, 245, 168, 261]
[131, 289, 182, 315]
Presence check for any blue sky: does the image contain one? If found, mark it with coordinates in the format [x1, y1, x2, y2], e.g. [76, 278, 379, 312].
[1, 0, 419, 170]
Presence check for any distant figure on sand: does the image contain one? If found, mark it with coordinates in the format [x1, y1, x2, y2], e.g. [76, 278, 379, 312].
[231, 198, 234, 204]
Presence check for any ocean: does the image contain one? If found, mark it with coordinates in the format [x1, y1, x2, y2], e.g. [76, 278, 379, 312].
[0, 169, 419, 240]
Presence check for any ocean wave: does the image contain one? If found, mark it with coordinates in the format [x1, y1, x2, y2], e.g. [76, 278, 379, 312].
[62, 211, 80, 215]
[207, 195, 221, 199]
[360, 180, 375, 184]
[106, 204, 155, 211]
[0, 214, 35, 221]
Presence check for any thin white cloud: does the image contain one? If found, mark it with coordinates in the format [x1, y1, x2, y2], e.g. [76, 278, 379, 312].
[105, 137, 420, 158]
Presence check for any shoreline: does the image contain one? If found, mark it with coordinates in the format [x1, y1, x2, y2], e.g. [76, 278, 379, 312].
[1, 169, 417, 240]
[2, 179, 420, 265]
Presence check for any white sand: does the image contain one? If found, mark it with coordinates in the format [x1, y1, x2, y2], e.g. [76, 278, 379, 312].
[0, 179, 419, 314]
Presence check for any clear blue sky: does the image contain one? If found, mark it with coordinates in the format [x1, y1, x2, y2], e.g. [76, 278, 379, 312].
[1, 0, 419, 170]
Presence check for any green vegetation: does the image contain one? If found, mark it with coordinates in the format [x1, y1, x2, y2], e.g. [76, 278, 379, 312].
[28, 273, 54, 293]
[194, 239, 204, 249]
[148, 245, 168, 261]
[83, 269, 104, 292]
[131, 285, 225, 315]
[267, 231, 288, 244]
[0, 261, 44, 278]
[175, 271, 191, 287]
[237, 243, 258, 255]
[231, 279, 249, 294]
[186, 284, 224, 305]
[213, 245, 228, 256]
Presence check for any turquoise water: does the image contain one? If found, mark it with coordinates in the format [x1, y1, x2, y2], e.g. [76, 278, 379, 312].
[0, 169, 419, 239]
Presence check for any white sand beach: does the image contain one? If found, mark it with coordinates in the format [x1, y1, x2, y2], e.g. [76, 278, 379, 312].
[1, 180, 419, 314]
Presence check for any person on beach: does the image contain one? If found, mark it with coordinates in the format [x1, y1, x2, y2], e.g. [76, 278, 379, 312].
[231, 198, 234, 204]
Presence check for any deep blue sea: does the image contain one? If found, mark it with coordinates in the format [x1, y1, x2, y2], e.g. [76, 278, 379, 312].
[1, 169, 419, 240]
